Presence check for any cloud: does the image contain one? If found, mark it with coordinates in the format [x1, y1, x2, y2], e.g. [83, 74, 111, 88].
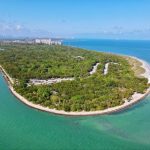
[1, 21, 150, 40]
[0, 21, 51, 38]
[16, 24, 22, 30]
[74, 27, 150, 39]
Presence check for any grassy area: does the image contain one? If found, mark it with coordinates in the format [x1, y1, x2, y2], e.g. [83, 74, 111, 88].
[0, 44, 148, 112]
[125, 56, 145, 78]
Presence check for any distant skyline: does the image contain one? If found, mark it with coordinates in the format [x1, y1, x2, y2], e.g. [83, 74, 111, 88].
[0, 0, 150, 39]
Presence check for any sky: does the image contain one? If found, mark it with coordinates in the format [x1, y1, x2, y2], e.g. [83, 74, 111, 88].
[0, 0, 150, 39]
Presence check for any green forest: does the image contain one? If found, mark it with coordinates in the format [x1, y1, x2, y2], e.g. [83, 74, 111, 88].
[0, 44, 148, 111]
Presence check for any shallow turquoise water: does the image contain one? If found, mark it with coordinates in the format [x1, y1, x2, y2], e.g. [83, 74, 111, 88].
[1, 39, 150, 150]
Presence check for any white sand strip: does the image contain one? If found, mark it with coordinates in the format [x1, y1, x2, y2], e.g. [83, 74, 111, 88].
[8, 86, 150, 116]
[103, 62, 118, 75]
[0, 65, 14, 84]
[89, 63, 100, 75]
[30, 78, 74, 85]
[104, 63, 109, 75]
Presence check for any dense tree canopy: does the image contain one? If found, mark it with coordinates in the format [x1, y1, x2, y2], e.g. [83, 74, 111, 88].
[0, 44, 148, 111]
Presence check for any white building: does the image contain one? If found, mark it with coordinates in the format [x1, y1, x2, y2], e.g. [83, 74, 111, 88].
[35, 38, 62, 45]
[35, 38, 52, 45]
[0, 38, 62, 45]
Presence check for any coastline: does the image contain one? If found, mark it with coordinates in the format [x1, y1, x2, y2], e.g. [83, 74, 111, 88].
[131, 56, 150, 83]
[1, 56, 150, 116]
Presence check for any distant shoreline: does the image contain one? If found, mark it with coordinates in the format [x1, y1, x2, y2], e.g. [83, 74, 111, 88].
[0, 56, 150, 116]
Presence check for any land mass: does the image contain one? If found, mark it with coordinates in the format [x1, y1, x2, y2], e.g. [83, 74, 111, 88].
[0, 44, 149, 115]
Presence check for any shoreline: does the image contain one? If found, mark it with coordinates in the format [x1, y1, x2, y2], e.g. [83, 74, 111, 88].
[1, 56, 150, 116]
[130, 56, 150, 83]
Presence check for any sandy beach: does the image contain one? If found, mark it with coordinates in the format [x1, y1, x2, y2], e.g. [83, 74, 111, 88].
[1, 56, 150, 116]
[131, 56, 150, 83]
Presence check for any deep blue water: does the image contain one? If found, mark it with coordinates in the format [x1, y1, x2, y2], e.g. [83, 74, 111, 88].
[64, 39, 150, 63]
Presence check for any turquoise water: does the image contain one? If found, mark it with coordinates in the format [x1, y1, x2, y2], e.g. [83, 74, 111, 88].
[1, 39, 150, 150]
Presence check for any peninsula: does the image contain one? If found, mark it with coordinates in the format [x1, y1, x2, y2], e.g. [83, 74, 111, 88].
[0, 44, 149, 116]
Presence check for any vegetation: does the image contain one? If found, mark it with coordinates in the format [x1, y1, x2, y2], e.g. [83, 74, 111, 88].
[0, 44, 148, 112]
[125, 56, 145, 77]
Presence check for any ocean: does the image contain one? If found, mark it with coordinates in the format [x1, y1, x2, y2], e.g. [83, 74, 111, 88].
[0, 39, 150, 150]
